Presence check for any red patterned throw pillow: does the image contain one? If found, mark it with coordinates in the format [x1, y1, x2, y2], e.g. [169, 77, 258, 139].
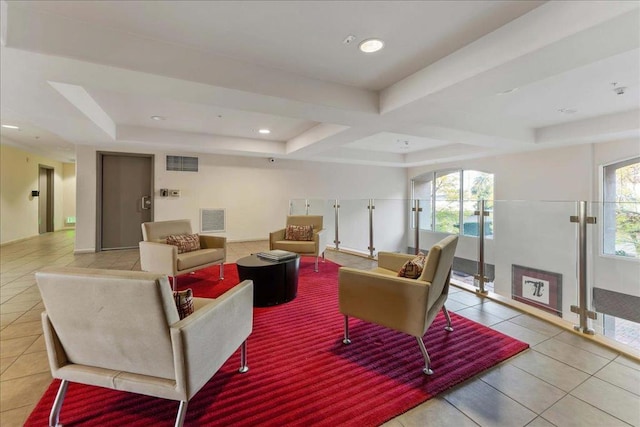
[284, 224, 314, 241]
[166, 233, 201, 254]
[398, 252, 427, 279]
[173, 289, 194, 320]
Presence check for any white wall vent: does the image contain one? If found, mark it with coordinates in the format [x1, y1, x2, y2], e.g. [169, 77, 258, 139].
[200, 208, 225, 233]
[167, 155, 198, 172]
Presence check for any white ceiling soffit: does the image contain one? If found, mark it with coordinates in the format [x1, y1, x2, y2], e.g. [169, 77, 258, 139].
[0, 0, 638, 167]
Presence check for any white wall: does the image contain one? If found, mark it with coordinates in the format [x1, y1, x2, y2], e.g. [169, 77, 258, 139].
[408, 139, 640, 323]
[75, 144, 407, 252]
[0, 143, 65, 244]
[62, 163, 76, 228]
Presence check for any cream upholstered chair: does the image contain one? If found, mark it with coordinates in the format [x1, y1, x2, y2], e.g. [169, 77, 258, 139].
[140, 219, 226, 289]
[36, 266, 253, 427]
[338, 235, 459, 375]
[269, 215, 328, 272]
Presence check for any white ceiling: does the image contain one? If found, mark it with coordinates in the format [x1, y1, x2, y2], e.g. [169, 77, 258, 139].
[0, 0, 638, 166]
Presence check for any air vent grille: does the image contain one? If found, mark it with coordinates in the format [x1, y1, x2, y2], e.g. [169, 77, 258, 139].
[166, 155, 198, 172]
[200, 209, 225, 233]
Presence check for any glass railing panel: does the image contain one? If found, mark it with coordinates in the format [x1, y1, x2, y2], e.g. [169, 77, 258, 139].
[307, 199, 328, 216]
[589, 201, 640, 350]
[338, 199, 371, 256]
[372, 199, 408, 254]
[289, 199, 307, 215]
[486, 200, 578, 322]
[323, 200, 337, 250]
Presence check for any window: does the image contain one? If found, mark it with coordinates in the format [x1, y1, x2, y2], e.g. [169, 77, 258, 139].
[412, 170, 494, 236]
[603, 157, 640, 259]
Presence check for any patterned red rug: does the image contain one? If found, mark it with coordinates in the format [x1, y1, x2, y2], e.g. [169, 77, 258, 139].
[26, 258, 528, 426]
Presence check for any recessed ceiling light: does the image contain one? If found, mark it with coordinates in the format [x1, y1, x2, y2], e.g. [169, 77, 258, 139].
[558, 108, 577, 114]
[258, 129, 271, 135]
[150, 115, 165, 121]
[1, 124, 20, 129]
[359, 38, 384, 53]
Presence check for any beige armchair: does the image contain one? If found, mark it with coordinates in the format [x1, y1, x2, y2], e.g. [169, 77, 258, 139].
[269, 215, 328, 272]
[36, 266, 253, 427]
[338, 235, 459, 375]
[140, 219, 226, 289]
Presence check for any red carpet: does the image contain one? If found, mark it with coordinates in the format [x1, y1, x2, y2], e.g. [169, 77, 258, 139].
[26, 259, 528, 426]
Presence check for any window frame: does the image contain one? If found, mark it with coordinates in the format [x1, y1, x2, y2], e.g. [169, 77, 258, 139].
[601, 156, 640, 260]
[411, 169, 494, 237]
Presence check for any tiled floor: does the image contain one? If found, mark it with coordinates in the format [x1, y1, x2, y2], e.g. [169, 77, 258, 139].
[1, 231, 639, 427]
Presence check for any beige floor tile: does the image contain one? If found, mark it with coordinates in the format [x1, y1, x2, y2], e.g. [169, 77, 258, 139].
[0, 336, 39, 358]
[595, 360, 640, 395]
[23, 335, 45, 354]
[480, 363, 566, 414]
[455, 306, 504, 327]
[0, 320, 43, 340]
[490, 320, 550, 346]
[0, 405, 34, 427]
[554, 331, 621, 360]
[0, 356, 18, 375]
[541, 395, 630, 427]
[0, 300, 40, 315]
[444, 298, 470, 312]
[476, 300, 523, 320]
[448, 291, 484, 307]
[533, 338, 612, 375]
[0, 372, 52, 411]
[1, 351, 50, 381]
[395, 397, 479, 427]
[0, 312, 21, 329]
[13, 308, 44, 324]
[571, 376, 640, 426]
[526, 416, 557, 427]
[509, 350, 590, 392]
[615, 354, 640, 369]
[509, 315, 564, 338]
[444, 378, 537, 427]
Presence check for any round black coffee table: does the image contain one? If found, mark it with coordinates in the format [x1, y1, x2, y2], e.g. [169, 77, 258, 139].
[236, 254, 300, 307]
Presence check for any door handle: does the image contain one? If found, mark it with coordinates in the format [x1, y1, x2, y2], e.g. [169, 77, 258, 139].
[141, 195, 152, 210]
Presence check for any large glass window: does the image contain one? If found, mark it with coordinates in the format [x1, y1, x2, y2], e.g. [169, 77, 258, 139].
[412, 169, 494, 236]
[603, 157, 640, 259]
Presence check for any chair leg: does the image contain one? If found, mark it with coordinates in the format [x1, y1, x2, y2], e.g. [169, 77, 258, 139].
[442, 305, 454, 332]
[219, 263, 224, 280]
[314, 256, 319, 272]
[174, 400, 188, 427]
[416, 337, 434, 375]
[239, 340, 249, 373]
[342, 315, 351, 344]
[172, 276, 177, 292]
[49, 379, 69, 427]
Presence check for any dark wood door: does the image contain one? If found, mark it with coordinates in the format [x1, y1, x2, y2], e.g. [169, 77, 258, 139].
[100, 153, 153, 250]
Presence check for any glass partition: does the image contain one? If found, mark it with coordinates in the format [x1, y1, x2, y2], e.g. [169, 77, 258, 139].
[307, 199, 328, 216]
[589, 201, 640, 349]
[373, 199, 408, 254]
[338, 199, 371, 256]
[289, 199, 307, 215]
[486, 200, 578, 322]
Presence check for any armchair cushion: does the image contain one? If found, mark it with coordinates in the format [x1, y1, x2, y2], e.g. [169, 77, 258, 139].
[397, 252, 426, 279]
[177, 248, 224, 271]
[285, 224, 314, 241]
[173, 289, 194, 319]
[166, 233, 201, 254]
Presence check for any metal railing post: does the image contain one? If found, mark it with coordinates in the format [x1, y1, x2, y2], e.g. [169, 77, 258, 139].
[570, 201, 597, 334]
[474, 199, 489, 295]
[333, 199, 340, 250]
[367, 199, 375, 258]
[412, 199, 421, 255]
